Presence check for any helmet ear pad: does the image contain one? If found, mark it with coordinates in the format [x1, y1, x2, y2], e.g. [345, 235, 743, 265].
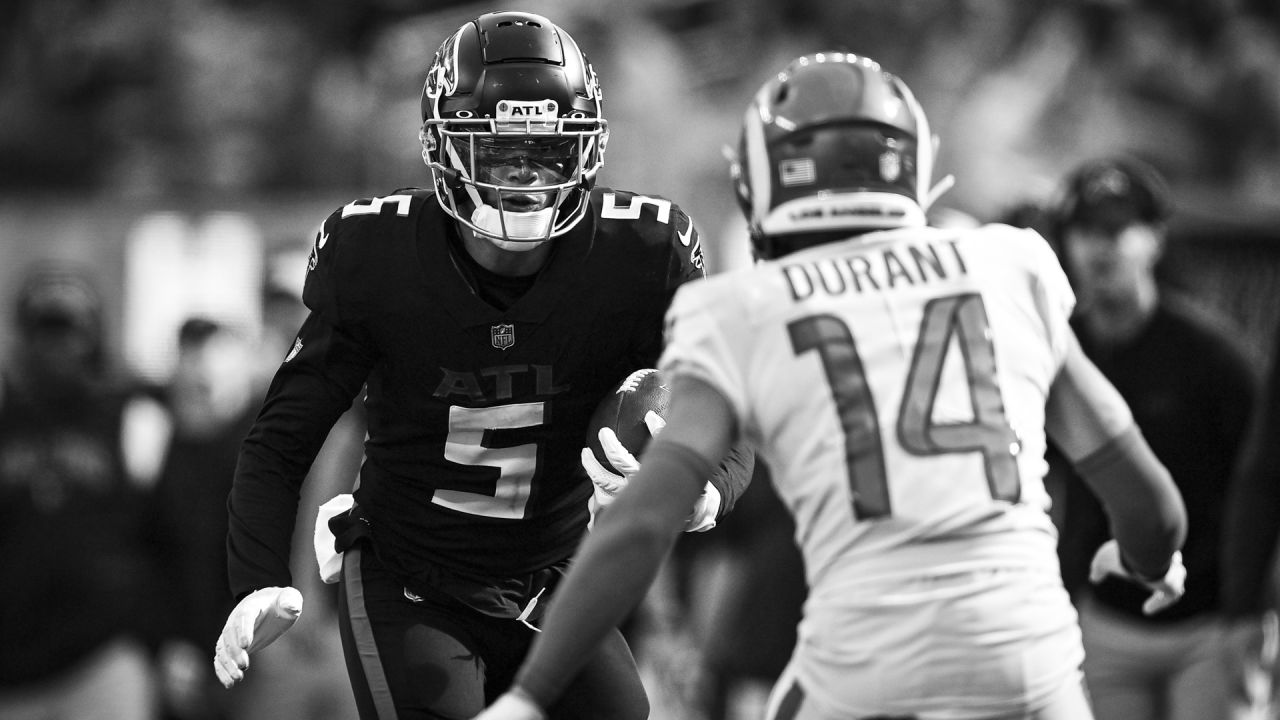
[419, 127, 464, 192]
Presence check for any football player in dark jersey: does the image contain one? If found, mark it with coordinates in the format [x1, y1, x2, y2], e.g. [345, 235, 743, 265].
[210, 10, 752, 720]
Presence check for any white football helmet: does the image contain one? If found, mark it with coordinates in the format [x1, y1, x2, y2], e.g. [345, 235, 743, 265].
[730, 52, 952, 259]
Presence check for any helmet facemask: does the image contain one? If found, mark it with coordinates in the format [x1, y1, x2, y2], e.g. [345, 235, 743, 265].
[421, 113, 606, 248]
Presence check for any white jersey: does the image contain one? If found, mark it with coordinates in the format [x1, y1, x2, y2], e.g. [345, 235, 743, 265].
[660, 223, 1084, 719]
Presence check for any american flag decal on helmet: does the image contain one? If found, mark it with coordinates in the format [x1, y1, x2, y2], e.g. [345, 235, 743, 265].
[491, 324, 515, 350]
[780, 158, 816, 187]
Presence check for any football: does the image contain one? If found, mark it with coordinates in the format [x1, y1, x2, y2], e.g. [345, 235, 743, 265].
[586, 368, 671, 473]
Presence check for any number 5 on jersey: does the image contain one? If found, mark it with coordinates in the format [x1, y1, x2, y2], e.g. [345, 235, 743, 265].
[434, 403, 542, 519]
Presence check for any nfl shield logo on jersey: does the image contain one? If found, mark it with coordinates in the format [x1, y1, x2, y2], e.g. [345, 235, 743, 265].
[491, 323, 515, 350]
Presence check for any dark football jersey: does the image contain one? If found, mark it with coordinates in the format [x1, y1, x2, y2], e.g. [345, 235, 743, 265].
[227, 187, 707, 598]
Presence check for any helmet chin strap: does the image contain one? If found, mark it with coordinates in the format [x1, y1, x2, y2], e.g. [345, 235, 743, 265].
[471, 202, 554, 250]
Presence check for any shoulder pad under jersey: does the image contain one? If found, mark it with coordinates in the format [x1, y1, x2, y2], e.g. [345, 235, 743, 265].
[592, 188, 706, 289]
[303, 189, 435, 321]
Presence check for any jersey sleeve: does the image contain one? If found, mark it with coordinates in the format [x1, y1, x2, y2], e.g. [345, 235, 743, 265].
[615, 199, 709, 372]
[1022, 228, 1076, 368]
[303, 208, 352, 326]
[659, 278, 752, 442]
[226, 205, 377, 599]
[665, 204, 708, 291]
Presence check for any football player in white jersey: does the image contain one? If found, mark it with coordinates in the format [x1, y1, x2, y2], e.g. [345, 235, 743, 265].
[471, 53, 1189, 720]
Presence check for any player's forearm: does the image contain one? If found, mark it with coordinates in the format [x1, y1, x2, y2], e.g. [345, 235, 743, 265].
[515, 506, 676, 707]
[226, 450, 305, 599]
[226, 379, 358, 597]
[516, 442, 712, 708]
[227, 320, 372, 598]
[1076, 425, 1187, 580]
[228, 421, 337, 588]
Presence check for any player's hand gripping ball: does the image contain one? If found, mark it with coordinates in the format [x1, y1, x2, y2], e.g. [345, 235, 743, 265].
[581, 369, 670, 527]
[586, 368, 671, 471]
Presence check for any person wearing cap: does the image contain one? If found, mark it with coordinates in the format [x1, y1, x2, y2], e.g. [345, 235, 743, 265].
[150, 318, 260, 720]
[0, 264, 169, 720]
[10, 267, 106, 394]
[1048, 158, 1260, 720]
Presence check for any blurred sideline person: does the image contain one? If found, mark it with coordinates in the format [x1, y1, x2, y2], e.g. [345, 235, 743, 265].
[473, 52, 1189, 720]
[152, 318, 259, 720]
[1047, 158, 1258, 720]
[212, 11, 751, 720]
[0, 265, 168, 720]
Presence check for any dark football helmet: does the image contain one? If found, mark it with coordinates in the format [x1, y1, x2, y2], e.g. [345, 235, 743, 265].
[420, 12, 608, 247]
[730, 53, 951, 259]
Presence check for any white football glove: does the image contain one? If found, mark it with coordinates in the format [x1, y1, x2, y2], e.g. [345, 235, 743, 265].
[580, 410, 720, 532]
[1089, 539, 1186, 615]
[684, 481, 721, 533]
[581, 411, 666, 528]
[213, 586, 303, 688]
[470, 688, 547, 720]
[314, 493, 354, 584]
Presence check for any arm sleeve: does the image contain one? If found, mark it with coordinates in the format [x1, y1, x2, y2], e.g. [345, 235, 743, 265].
[707, 441, 754, 519]
[226, 313, 373, 599]
[1073, 425, 1187, 580]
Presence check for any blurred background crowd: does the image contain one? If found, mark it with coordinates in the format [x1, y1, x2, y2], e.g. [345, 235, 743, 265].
[4, 0, 1280, 369]
[1, 0, 1279, 719]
